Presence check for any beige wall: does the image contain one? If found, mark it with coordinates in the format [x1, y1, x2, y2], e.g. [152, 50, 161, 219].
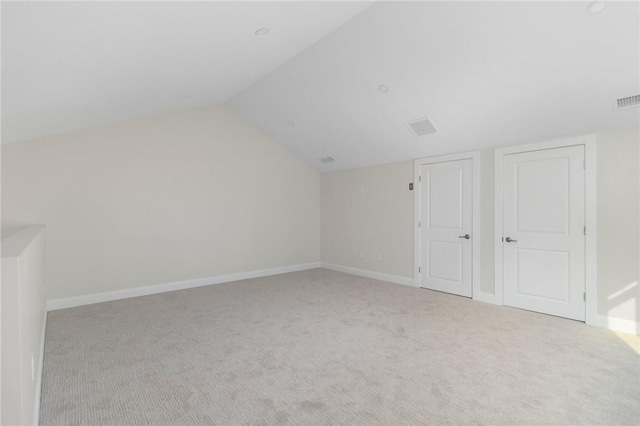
[321, 127, 640, 324]
[479, 149, 495, 295]
[596, 126, 639, 321]
[2, 106, 321, 300]
[3, 105, 637, 325]
[321, 161, 414, 278]
[320, 152, 496, 290]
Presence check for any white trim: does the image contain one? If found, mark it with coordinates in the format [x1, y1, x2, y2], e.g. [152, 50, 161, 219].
[321, 262, 415, 287]
[494, 148, 505, 306]
[493, 135, 597, 325]
[473, 291, 497, 305]
[584, 139, 598, 327]
[32, 313, 47, 426]
[592, 315, 640, 336]
[413, 151, 481, 298]
[47, 262, 321, 311]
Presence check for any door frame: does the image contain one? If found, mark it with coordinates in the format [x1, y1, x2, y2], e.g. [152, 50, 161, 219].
[414, 151, 482, 299]
[494, 135, 597, 325]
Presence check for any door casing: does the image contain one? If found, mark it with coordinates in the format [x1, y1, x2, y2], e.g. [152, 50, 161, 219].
[414, 151, 485, 301]
[494, 135, 597, 325]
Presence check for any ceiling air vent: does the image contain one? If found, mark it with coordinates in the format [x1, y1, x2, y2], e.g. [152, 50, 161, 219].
[406, 117, 437, 137]
[320, 156, 335, 163]
[615, 94, 640, 110]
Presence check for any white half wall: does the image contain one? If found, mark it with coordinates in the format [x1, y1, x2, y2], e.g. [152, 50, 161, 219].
[1, 225, 47, 426]
[1, 106, 321, 301]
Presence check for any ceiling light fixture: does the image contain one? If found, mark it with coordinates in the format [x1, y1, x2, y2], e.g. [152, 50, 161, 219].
[378, 84, 389, 93]
[320, 156, 335, 163]
[288, 120, 296, 126]
[254, 27, 270, 36]
[586, 0, 607, 13]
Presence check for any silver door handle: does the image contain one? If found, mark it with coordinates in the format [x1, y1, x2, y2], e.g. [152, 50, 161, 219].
[458, 234, 470, 240]
[505, 237, 517, 243]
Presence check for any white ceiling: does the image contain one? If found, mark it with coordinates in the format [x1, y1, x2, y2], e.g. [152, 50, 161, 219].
[1, 1, 372, 143]
[3, 1, 639, 173]
[230, 1, 640, 171]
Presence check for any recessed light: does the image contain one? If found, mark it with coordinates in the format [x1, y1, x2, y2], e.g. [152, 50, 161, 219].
[378, 84, 389, 93]
[288, 120, 295, 126]
[255, 27, 270, 36]
[586, 0, 606, 13]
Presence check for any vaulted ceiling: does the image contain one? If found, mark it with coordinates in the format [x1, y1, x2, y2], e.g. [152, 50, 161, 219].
[3, 1, 639, 172]
[1, 1, 372, 144]
[230, 1, 640, 171]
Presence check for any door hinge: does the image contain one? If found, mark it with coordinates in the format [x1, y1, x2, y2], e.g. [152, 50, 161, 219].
[419, 175, 422, 182]
[583, 160, 586, 169]
[583, 226, 586, 236]
[583, 292, 586, 302]
[419, 221, 421, 228]
[418, 267, 421, 273]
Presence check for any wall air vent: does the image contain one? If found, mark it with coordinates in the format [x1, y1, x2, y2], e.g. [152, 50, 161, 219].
[406, 117, 437, 137]
[320, 156, 335, 163]
[615, 94, 640, 110]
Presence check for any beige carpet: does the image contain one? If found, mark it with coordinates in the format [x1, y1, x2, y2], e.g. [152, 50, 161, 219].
[40, 268, 640, 425]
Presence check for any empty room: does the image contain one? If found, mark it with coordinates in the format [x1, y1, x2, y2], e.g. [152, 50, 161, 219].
[2, 1, 639, 425]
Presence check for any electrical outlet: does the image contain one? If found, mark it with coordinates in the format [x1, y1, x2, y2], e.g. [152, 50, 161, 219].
[377, 254, 382, 262]
[171, 261, 179, 269]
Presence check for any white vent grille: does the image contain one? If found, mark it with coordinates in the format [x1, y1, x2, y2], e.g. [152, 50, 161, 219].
[320, 156, 335, 163]
[406, 117, 437, 136]
[615, 95, 640, 110]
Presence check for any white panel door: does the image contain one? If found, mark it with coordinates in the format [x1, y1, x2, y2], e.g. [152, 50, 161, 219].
[502, 146, 585, 320]
[419, 159, 472, 297]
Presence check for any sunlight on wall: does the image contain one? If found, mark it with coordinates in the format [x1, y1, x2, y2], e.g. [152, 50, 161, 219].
[607, 281, 639, 301]
[607, 281, 639, 345]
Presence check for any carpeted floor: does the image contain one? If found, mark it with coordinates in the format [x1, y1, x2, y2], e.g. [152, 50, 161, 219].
[40, 268, 640, 425]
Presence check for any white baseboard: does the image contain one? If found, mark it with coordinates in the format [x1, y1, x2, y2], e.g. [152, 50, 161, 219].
[321, 262, 416, 287]
[47, 262, 321, 311]
[33, 312, 47, 426]
[473, 291, 497, 304]
[590, 314, 640, 336]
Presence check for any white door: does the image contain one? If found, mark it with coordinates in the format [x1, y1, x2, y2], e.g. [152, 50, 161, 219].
[419, 159, 473, 297]
[502, 145, 585, 320]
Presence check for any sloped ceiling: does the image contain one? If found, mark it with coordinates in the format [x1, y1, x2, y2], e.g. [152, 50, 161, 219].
[3, 1, 639, 173]
[1, 1, 372, 143]
[230, 1, 640, 171]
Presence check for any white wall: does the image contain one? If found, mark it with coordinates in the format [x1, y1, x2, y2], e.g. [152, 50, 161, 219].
[1, 225, 47, 426]
[321, 127, 640, 328]
[1, 106, 321, 301]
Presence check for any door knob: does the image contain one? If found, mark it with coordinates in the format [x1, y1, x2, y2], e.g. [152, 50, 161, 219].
[458, 234, 470, 239]
[505, 237, 517, 243]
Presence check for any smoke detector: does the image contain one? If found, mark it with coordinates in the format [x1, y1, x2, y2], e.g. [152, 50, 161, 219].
[406, 117, 437, 137]
[320, 156, 335, 163]
[614, 95, 640, 110]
